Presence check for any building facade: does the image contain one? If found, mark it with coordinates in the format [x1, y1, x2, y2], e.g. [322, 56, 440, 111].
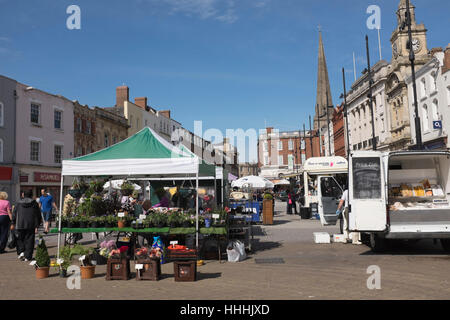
[94, 107, 128, 151]
[15, 82, 74, 205]
[346, 60, 391, 152]
[385, 0, 431, 150]
[73, 101, 96, 157]
[0, 75, 18, 203]
[332, 104, 346, 157]
[406, 46, 450, 150]
[238, 162, 259, 178]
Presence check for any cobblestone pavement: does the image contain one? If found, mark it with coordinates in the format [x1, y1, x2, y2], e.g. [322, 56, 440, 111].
[1, 201, 449, 300]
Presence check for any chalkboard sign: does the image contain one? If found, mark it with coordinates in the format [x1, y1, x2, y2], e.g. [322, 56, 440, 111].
[352, 157, 382, 199]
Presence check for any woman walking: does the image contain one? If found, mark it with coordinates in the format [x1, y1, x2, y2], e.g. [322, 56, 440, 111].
[0, 192, 12, 254]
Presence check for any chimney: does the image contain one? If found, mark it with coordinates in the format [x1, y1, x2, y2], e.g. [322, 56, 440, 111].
[116, 86, 129, 108]
[443, 44, 450, 74]
[266, 127, 274, 134]
[160, 110, 171, 119]
[430, 47, 443, 57]
[135, 97, 148, 110]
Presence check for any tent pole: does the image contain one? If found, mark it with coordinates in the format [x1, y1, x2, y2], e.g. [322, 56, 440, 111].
[196, 170, 199, 249]
[57, 175, 64, 261]
[221, 172, 224, 209]
[214, 176, 217, 208]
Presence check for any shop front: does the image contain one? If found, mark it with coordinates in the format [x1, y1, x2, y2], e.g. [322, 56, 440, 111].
[0, 165, 17, 203]
[18, 166, 72, 207]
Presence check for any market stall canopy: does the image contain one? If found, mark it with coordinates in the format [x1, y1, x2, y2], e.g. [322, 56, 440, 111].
[177, 144, 216, 177]
[303, 156, 348, 175]
[273, 179, 290, 186]
[231, 176, 275, 189]
[62, 127, 200, 177]
[103, 180, 141, 191]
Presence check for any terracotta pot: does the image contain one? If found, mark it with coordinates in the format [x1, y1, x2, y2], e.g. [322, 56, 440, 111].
[80, 265, 96, 279]
[118, 220, 126, 228]
[36, 267, 50, 279]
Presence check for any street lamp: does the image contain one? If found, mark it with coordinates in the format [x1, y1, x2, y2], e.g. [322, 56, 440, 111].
[401, 0, 423, 149]
[309, 115, 314, 158]
[365, 35, 377, 151]
[341, 68, 351, 158]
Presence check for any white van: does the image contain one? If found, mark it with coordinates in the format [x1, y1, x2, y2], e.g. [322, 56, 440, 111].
[302, 157, 347, 225]
[317, 150, 450, 252]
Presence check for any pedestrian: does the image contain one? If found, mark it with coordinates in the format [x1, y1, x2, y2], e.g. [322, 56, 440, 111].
[11, 190, 42, 261]
[39, 188, 58, 234]
[336, 187, 361, 244]
[286, 189, 293, 215]
[0, 192, 12, 254]
[289, 189, 298, 215]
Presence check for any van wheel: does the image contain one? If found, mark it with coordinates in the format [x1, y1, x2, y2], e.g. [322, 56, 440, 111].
[440, 239, 450, 252]
[339, 216, 344, 235]
[369, 234, 386, 253]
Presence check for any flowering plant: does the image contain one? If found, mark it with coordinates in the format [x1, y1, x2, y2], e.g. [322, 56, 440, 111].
[109, 246, 129, 259]
[99, 240, 116, 258]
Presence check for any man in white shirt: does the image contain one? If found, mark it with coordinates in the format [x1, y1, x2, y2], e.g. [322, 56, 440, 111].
[337, 189, 361, 245]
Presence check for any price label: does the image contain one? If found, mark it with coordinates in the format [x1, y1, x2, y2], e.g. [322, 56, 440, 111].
[79, 255, 86, 261]
[118, 212, 125, 217]
[119, 237, 130, 242]
[29, 261, 37, 266]
[253, 208, 257, 214]
[170, 241, 178, 246]
[57, 258, 64, 265]
[135, 264, 143, 270]
[212, 214, 220, 219]
[139, 215, 147, 220]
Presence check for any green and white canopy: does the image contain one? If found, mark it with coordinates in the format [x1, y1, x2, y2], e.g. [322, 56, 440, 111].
[62, 127, 206, 177]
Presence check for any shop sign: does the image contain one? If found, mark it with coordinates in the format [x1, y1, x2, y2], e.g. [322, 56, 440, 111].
[0, 167, 13, 181]
[34, 172, 61, 182]
[20, 175, 28, 183]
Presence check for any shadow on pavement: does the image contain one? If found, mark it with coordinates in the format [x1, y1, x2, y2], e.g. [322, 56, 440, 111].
[250, 239, 282, 253]
[360, 239, 449, 256]
[197, 272, 222, 280]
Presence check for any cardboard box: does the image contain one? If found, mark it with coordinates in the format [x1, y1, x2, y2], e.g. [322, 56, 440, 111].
[332, 234, 347, 243]
[313, 232, 331, 244]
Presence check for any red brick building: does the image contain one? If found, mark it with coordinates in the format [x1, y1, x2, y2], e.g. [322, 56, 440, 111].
[332, 104, 346, 158]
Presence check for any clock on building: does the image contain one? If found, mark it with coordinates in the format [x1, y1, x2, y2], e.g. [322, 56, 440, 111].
[407, 38, 421, 53]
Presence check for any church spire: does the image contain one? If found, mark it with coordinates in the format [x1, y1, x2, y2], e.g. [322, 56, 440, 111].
[314, 30, 333, 130]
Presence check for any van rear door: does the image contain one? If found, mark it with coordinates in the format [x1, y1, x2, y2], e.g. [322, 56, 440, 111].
[318, 176, 343, 226]
[349, 152, 388, 232]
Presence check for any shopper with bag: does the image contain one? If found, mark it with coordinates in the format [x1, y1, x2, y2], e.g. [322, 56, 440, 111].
[286, 189, 298, 215]
[0, 192, 12, 254]
[11, 190, 42, 261]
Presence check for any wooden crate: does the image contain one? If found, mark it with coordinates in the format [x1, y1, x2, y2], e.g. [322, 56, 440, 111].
[106, 258, 130, 280]
[173, 261, 197, 282]
[136, 258, 161, 281]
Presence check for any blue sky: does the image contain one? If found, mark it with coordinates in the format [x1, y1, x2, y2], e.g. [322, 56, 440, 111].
[0, 0, 449, 162]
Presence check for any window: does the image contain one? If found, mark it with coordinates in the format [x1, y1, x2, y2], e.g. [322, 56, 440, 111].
[278, 140, 283, 151]
[86, 121, 91, 134]
[76, 118, 82, 132]
[353, 144, 358, 150]
[301, 153, 306, 163]
[420, 78, 427, 98]
[31, 103, 40, 124]
[30, 141, 40, 162]
[264, 156, 269, 166]
[288, 139, 294, 150]
[352, 157, 382, 199]
[422, 104, 429, 131]
[278, 155, 284, 165]
[54, 145, 63, 164]
[263, 142, 268, 152]
[364, 140, 368, 148]
[104, 134, 109, 147]
[430, 72, 437, 92]
[358, 142, 362, 150]
[0, 102, 3, 127]
[54, 110, 62, 129]
[0, 139, 3, 162]
[432, 100, 439, 122]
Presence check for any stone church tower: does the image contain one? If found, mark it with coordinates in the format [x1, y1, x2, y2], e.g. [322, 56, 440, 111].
[386, 0, 431, 150]
[314, 30, 334, 131]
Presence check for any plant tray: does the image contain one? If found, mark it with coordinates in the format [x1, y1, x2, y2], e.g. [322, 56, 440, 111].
[167, 248, 197, 261]
[106, 258, 130, 280]
[136, 258, 161, 281]
[173, 261, 197, 282]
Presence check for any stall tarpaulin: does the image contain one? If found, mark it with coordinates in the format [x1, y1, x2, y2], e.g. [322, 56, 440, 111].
[57, 127, 204, 259]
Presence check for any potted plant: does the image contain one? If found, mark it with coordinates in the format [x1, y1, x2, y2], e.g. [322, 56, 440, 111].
[70, 244, 96, 279]
[151, 212, 167, 228]
[78, 215, 90, 229]
[89, 216, 98, 228]
[167, 211, 182, 228]
[67, 215, 79, 228]
[57, 246, 72, 277]
[35, 236, 51, 279]
[90, 180, 105, 194]
[105, 215, 117, 228]
[120, 181, 134, 196]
